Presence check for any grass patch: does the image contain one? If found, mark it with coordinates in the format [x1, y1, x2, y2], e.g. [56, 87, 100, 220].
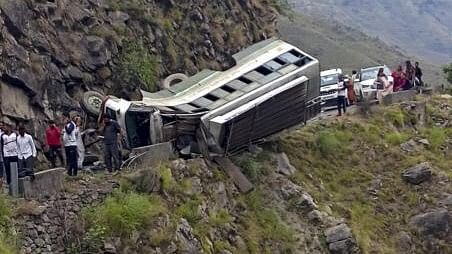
[317, 129, 352, 156]
[422, 127, 447, 150]
[384, 131, 408, 146]
[240, 190, 296, 253]
[175, 195, 203, 224]
[84, 191, 166, 238]
[0, 195, 16, 254]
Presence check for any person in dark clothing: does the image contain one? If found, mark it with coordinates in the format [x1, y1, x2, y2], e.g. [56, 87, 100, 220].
[45, 120, 64, 168]
[101, 115, 122, 173]
[337, 75, 347, 116]
[415, 62, 423, 86]
[404, 60, 415, 90]
[62, 112, 78, 176]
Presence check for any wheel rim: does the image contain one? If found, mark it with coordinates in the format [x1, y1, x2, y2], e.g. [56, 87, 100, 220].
[88, 96, 102, 110]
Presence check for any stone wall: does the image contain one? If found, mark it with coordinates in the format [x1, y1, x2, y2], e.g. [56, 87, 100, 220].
[14, 176, 119, 254]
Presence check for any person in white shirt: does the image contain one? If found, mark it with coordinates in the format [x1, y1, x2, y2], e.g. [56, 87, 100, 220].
[0, 121, 5, 187]
[74, 116, 85, 170]
[17, 126, 37, 175]
[337, 74, 347, 116]
[1, 124, 18, 185]
[63, 112, 78, 176]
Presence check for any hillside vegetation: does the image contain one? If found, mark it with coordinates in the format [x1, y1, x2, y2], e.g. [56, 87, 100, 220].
[55, 95, 452, 254]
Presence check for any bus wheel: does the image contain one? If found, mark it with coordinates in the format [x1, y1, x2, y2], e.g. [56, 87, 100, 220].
[81, 91, 105, 116]
[161, 73, 188, 89]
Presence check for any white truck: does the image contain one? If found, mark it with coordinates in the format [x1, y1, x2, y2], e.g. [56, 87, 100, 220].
[82, 38, 322, 157]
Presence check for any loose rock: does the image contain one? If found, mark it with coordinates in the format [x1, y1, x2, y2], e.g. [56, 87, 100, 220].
[402, 162, 433, 185]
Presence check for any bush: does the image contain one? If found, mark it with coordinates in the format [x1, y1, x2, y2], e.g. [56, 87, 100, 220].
[175, 195, 203, 224]
[317, 130, 352, 156]
[384, 131, 408, 146]
[423, 127, 447, 150]
[85, 191, 165, 238]
[116, 40, 160, 92]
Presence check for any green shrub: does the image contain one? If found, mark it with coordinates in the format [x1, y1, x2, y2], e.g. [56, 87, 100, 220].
[116, 40, 160, 92]
[176, 196, 203, 224]
[208, 209, 232, 227]
[159, 165, 175, 192]
[385, 108, 407, 127]
[0, 195, 11, 228]
[317, 130, 352, 156]
[85, 192, 165, 237]
[423, 127, 447, 150]
[384, 131, 408, 146]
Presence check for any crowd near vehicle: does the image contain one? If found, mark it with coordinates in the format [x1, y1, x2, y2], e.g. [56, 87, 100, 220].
[320, 68, 344, 110]
[82, 38, 322, 157]
[357, 65, 393, 101]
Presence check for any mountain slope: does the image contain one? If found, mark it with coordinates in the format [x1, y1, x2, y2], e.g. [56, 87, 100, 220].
[278, 14, 447, 85]
[289, 0, 452, 64]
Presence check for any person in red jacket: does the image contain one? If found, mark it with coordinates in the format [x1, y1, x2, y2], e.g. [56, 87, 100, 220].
[46, 120, 64, 168]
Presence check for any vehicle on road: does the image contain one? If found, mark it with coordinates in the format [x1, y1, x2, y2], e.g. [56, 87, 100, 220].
[82, 38, 321, 157]
[358, 65, 393, 101]
[320, 68, 343, 111]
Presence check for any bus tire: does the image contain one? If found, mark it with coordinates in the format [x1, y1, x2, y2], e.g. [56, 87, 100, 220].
[81, 91, 105, 116]
[161, 73, 188, 89]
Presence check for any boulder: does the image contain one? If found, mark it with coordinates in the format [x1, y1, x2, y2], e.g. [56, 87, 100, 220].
[325, 224, 353, 244]
[273, 153, 296, 176]
[328, 238, 357, 254]
[409, 209, 450, 237]
[296, 193, 318, 212]
[400, 139, 418, 153]
[176, 219, 202, 253]
[402, 162, 433, 185]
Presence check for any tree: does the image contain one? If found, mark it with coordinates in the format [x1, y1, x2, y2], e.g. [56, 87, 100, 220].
[444, 63, 452, 84]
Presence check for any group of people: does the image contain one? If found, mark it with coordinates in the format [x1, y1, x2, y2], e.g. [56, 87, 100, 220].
[0, 122, 37, 188]
[335, 61, 423, 116]
[0, 113, 123, 190]
[392, 61, 423, 92]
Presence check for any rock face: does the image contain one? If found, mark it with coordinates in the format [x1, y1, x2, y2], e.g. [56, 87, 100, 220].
[402, 162, 433, 185]
[0, 0, 277, 144]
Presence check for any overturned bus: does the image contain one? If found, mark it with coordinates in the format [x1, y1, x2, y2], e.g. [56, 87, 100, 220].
[94, 38, 321, 156]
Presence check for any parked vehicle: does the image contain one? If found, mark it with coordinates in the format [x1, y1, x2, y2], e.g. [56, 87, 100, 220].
[357, 65, 393, 101]
[82, 38, 321, 157]
[320, 68, 343, 110]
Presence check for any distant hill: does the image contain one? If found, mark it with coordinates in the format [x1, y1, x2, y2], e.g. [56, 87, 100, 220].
[289, 0, 452, 65]
[278, 14, 447, 86]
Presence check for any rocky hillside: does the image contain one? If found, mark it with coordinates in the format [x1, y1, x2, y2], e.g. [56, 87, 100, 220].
[289, 0, 452, 64]
[1, 95, 450, 254]
[0, 0, 278, 142]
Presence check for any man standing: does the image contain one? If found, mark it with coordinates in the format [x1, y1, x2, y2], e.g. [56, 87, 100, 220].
[415, 62, 423, 86]
[337, 75, 347, 116]
[17, 126, 37, 176]
[62, 113, 78, 176]
[101, 115, 121, 173]
[0, 122, 5, 188]
[45, 120, 64, 168]
[1, 124, 18, 185]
